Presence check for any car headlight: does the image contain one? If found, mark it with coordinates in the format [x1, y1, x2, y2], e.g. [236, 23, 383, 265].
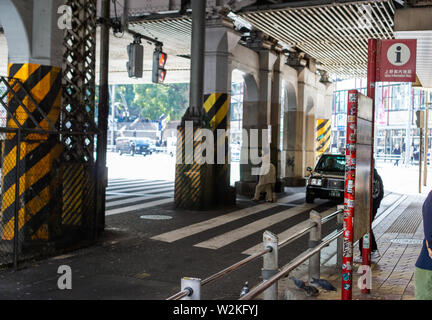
[311, 178, 322, 186]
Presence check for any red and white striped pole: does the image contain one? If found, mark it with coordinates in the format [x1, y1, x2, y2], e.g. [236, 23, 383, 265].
[341, 89, 359, 300]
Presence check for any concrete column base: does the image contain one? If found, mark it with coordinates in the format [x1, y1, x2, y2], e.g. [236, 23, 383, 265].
[235, 181, 257, 198]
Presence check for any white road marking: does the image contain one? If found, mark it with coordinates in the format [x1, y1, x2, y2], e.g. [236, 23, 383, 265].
[151, 193, 307, 243]
[105, 198, 173, 216]
[152, 203, 279, 243]
[242, 207, 337, 255]
[107, 182, 173, 192]
[106, 195, 166, 208]
[194, 203, 318, 250]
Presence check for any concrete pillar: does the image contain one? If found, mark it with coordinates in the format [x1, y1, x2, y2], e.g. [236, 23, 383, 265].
[284, 73, 307, 187]
[175, 0, 213, 210]
[203, 17, 241, 205]
[270, 55, 282, 191]
[299, 69, 317, 172]
[279, 78, 296, 182]
[284, 67, 318, 186]
[236, 47, 277, 196]
[238, 73, 259, 195]
[0, 0, 64, 244]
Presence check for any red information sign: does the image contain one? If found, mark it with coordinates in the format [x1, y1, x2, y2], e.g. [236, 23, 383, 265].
[376, 39, 417, 82]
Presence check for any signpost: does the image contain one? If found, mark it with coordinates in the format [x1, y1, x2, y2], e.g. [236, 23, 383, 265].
[341, 91, 373, 300]
[342, 39, 417, 300]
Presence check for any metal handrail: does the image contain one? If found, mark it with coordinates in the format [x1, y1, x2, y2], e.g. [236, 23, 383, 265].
[202, 247, 271, 286]
[167, 289, 190, 301]
[166, 208, 343, 300]
[239, 229, 344, 300]
[321, 209, 343, 224]
[279, 223, 315, 248]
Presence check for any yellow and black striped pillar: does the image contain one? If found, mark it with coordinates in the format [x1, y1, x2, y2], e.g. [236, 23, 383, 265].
[316, 119, 331, 158]
[1, 63, 63, 242]
[204, 93, 234, 205]
[174, 125, 212, 210]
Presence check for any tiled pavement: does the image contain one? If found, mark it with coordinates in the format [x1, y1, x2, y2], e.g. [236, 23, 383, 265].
[278, 195, 425, 300]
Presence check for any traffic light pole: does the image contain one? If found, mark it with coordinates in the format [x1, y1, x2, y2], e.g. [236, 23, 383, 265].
[96, 0, 111, 233]
[189, 0, 206, 120]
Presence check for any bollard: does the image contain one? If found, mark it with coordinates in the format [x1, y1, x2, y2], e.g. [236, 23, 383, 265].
[336, 205, 344, 270]
[262, 230, 279, 300]
[308, 210, 322, 283]
[181, 277, 201, 300]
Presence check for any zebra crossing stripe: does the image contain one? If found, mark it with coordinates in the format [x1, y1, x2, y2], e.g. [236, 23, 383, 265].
[107, 181, 173, 191]
[151, 202, 281, 243]
[151, 193, 306, 243]
[194, 203, 318, 250]
[106, 194, 167, 209]
[105, 198, 173, 216]
[242, 207, 338, 255]
[108, 179, 149, 185]
[107, 183, 173, 193]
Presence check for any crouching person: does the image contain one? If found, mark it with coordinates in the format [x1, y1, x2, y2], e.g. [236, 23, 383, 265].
[252, 154, 276, 203]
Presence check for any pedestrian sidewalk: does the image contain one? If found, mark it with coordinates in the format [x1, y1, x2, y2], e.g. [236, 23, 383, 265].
[279, 194, 425, 300]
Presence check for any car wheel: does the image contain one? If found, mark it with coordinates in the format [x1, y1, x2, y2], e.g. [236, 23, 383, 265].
[306, 194, 314, 203]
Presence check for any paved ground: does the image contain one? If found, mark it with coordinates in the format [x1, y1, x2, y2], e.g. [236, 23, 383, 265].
[0, 179, 342, 300]
[0, 174, 411, 300]
[280, 194, 425, 300]
[0, 153, 427, 300]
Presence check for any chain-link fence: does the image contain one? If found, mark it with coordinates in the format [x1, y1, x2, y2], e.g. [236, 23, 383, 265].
[0, 76, 101, 269]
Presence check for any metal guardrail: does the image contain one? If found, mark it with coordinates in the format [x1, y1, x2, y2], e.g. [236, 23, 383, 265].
[239, 229, 344, 300]
[166, 206, 344, 300]
[375, 154, 402, 162]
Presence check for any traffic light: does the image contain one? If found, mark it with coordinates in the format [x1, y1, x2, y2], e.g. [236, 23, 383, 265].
[416, 110, 425, 128]
[152, 47, 167, 84]
[126, 43, 144, 78]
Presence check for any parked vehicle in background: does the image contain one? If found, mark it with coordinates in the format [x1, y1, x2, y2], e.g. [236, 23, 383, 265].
[116, 137, 152, 156]
[306, 154, 345, 204]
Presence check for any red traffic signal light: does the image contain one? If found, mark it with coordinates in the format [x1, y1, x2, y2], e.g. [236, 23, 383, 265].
[159, 52, 167, 68]
[158, 69, 167, 83]
[153, 49, 168, 84]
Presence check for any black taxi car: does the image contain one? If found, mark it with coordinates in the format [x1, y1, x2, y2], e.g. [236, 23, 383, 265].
[306, 154, 345, 203]
[116, 137, 152, 156]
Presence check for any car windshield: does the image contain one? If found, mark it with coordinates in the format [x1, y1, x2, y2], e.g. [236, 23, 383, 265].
[315, 155, 345, 173]
[135, 139, 149, 144]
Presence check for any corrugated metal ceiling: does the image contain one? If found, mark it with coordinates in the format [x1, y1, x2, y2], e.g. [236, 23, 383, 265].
[131, 1, 396, 78]
[239, 0, 396, 78]
[394, 30, 432, 88]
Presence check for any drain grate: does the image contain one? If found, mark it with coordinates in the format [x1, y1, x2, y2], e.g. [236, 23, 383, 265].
[140, 215, 172, 220]
[385, 202, 423, 235]
[390, 238, 423, 245]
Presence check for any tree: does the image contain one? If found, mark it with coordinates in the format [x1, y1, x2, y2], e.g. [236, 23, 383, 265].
[133, 83, 189, 121]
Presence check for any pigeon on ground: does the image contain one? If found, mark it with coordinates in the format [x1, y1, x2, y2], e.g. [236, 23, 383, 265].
[311, 278, 337, 292]
[303, 284, 319, 297]
[240, 281, 249, 297]
[289, 276, 305, 289]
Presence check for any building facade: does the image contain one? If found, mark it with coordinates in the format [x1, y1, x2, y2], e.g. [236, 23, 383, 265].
[331, 79, 431, 164]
